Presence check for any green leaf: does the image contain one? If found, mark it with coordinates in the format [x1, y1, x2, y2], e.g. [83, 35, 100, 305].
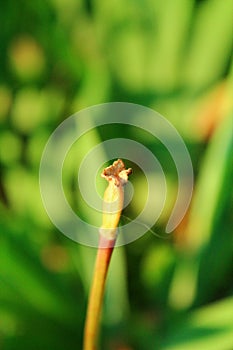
[161, 297, 233, 350]
[183, 0, 233, 90]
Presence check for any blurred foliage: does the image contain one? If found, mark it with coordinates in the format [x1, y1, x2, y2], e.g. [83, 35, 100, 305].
[0, 0, 233, 349]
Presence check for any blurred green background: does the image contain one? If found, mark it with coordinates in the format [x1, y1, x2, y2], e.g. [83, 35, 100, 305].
[0, 0, 233, 349]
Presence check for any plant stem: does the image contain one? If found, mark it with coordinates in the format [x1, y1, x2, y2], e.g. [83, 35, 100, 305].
[83, 236, 115, 350]
[83, 159, 132, 350]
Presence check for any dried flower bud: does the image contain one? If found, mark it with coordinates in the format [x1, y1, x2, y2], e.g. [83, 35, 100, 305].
[99, 159, 132, 240]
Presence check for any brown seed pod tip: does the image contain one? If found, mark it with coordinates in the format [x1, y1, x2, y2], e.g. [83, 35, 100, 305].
[101, 159, 132, 186]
